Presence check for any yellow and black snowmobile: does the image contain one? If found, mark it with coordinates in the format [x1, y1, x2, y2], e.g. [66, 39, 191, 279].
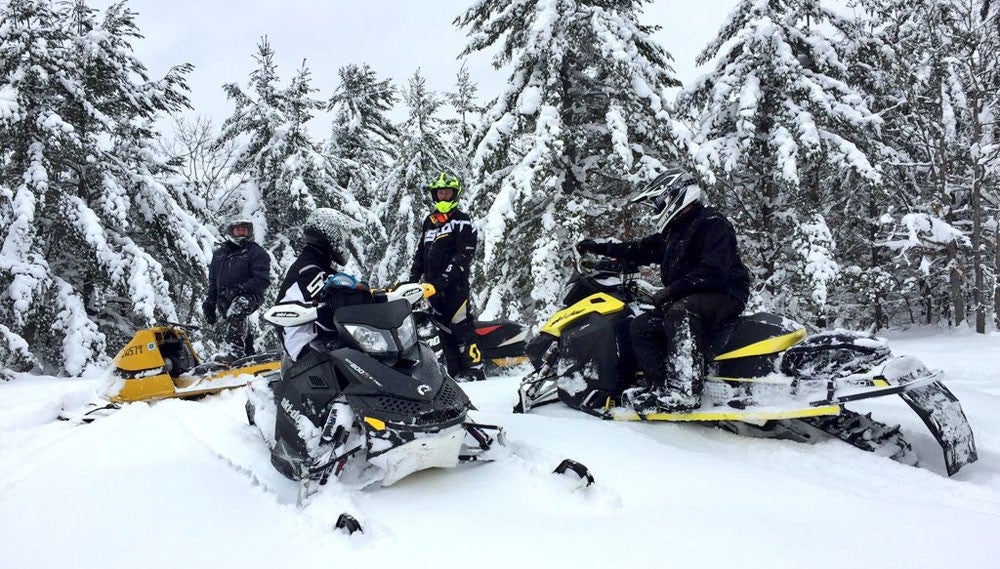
[515, 256, 978, 476]
[61, 323, 280, 422]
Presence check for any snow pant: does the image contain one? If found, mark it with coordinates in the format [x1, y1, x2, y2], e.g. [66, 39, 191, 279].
[429, 292, 482, 377]
[219, 293, 263, 359]
[629, 292, 745, 397]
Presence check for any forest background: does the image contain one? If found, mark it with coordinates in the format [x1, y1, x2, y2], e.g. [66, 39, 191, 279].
[2, 0, 998, 377]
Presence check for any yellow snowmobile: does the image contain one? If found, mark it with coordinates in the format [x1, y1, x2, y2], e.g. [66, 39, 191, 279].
[60, 323, 280, 422]
[515, 257, 978, 476]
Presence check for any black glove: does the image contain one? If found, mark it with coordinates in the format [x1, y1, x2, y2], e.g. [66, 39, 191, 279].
[652, 287, 675, 308]
[202, 300, 217, 325]
[576, 239, 600, 255]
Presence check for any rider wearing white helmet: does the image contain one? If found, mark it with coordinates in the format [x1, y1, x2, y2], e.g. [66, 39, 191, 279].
[576, 167, 751, 413]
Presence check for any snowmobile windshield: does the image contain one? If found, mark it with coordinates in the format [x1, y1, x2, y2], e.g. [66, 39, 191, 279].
[335, 299, 418, 364]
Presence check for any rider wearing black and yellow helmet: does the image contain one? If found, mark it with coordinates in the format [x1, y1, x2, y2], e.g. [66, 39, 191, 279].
[408, 172, 484, 381]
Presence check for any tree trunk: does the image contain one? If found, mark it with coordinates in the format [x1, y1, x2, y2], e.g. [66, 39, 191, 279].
[949, 244, 966, 327]
[994, 218, 1000, 329]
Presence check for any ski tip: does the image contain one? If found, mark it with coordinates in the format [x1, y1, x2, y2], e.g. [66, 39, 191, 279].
[553, 458, 595, 489]
[334, 513, 363, 535]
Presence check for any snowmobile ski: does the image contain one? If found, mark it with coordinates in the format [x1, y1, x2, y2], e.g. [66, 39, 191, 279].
[553, 458, 595, 490]
[899, 381, 978, 476]
[334, 513, 363, 535]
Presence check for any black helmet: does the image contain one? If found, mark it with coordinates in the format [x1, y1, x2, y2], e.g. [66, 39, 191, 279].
[225, 218, 254, 247]
[303, 208, 347, 265]
[629, 167, 702, 232]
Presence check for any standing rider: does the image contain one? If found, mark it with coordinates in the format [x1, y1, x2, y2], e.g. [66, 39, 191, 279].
[408, 172, 485, 381]
[203, 218, 271, 361]
[576, 168, 751, 413]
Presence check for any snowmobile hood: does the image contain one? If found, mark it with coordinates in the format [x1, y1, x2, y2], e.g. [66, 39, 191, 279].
[331, 347, 445, 402]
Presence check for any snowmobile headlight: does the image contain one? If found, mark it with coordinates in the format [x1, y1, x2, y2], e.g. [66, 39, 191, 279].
[397, 314, 418, 350]
[343, 324, 394, 354]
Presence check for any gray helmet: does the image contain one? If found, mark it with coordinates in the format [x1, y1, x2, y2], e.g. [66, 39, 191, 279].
[303, 208, 347, 265]
[225, 218, 254, 246]
[629, 167, 702, 232]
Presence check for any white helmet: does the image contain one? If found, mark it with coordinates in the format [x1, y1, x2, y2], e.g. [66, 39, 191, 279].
[225, 218, 254, 246]
[629, 168, 702, 232]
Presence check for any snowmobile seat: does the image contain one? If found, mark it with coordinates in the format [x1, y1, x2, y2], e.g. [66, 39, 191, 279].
[707, 313, 805, 379]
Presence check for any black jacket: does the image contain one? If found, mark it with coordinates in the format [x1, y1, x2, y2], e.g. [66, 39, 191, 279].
[408, 211, 477, 296]
[276, 244, 371, 360]
[206, 241, 271, 308]
[595, 204, 751, 304]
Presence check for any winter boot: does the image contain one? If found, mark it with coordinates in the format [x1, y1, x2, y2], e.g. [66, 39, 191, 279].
[622, 385, 700, 414]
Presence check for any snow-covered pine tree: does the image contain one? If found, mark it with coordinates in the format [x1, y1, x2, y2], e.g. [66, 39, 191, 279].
[676, 0, 883, 328]
[0, 0, 208, 376]
[324, 63, 398, 211]
[217, 40, 376, 308]
[445, 62, 482, 154]
[374, 69, 464, 285]
[851, 0, 1000, 331]
[456, 0, 681, 322]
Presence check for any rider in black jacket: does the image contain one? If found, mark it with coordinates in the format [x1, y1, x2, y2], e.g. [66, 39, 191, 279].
[578, 168, 751, 412]
[274, 208, 366, 362]
[408, 172, 484, 381]
[203, 219, 272, 360]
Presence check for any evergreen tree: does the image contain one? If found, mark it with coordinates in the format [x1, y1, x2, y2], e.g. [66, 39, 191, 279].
[456, 0, 681, 321]
[676, 0, 883, 327]
[324, 63, 398, 210]
[850, 0, 1000, 331]
[0, 0, 206, 375]
[217, 40, 376, 302]
[445, 62, 482, 153]
[375, 70, 464, 285]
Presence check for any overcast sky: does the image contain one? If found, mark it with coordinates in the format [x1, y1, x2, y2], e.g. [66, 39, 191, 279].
[98, 0, 741, 127]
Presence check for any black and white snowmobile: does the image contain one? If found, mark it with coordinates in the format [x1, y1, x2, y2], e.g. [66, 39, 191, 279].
[247, 283, 593, 498]
[515, 256, 978, 476]
[400, 283, 530, 376]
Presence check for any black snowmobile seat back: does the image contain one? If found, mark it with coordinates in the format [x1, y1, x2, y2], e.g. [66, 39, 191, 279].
[155, 329, 197, 377]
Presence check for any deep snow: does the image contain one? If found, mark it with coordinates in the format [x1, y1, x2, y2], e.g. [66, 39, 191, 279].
[1, 328, 998, 569]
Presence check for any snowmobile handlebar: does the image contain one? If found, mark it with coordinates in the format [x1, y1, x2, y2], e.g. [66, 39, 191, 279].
[578, 255, 642, 276]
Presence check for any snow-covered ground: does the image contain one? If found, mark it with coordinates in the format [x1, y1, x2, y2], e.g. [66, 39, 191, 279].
[1, 328, 998, 569]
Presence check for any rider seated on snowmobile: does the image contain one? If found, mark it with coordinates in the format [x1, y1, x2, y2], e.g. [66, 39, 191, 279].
[407, 172, 485, 382]
[275, 208, 372, 362]
[203, 218, 272, 361]
[576, 168, 751, 413]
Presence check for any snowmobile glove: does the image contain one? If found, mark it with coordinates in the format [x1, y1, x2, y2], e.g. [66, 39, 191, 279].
[202, 300, 217, 325]
[576, 239, 606, 255]
[652, 286, 677, 308]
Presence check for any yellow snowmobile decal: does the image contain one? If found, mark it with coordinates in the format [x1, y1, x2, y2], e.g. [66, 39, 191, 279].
[713, 328, 807, 360]
[540, 293, 625, 337]
[610, 404, 842, 424]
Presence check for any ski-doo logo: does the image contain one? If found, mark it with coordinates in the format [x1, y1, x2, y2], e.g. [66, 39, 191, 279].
[417, 384, 432, 395]
[280, 398, 304, 424]
[346, 358, 383, 387]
